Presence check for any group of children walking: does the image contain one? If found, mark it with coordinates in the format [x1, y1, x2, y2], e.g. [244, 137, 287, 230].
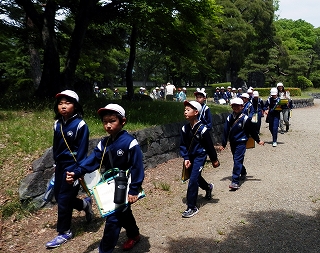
[46, 83, 290, 251]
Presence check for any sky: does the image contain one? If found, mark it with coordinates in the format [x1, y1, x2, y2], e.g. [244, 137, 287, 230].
[276, 0, 320, 28]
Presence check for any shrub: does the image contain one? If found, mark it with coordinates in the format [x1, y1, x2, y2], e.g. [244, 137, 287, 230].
[296, 76, 313, 90]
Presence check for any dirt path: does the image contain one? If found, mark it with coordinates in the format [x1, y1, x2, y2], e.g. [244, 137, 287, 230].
[2, 100, 320, 253]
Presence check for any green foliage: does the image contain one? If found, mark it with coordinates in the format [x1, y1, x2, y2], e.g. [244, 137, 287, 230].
[309, 71, 320, 88]
[296, 76, 313, 90]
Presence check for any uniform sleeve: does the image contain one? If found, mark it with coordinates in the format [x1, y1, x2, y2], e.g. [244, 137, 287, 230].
[222, 116, 230, 148]
[204, 108, 213, 131]
[244, 120, 260, 143]
[73, 140, 104, 179]
[200, 128, 218, 162]
[74, 121, 89, 163]
[128, 140, 145, 196]
[179, 126, 189, 160]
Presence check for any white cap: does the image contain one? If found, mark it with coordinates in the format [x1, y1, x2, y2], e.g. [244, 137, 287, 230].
[247, 88, 253, 93]
[160, 86, 164, 89]
[220, 86, 225, 89]
[270, 87, 278, 95]
[182, 87, 187, 90]
[253, 91, 259, 97]
[155, 87, 159, 89]
[230, 98, 244, 105]
[277, 82, 284, 87]
[184, 100, 202, 113]
[194, 88, 206, 97]
[238, 87, 242, 90]
[227, 86, 232, 89]
[97, 104, 125, 117]
[232, 88, 236, 91]
[240, 93, 250, 99]
[55, 90, 79, 102]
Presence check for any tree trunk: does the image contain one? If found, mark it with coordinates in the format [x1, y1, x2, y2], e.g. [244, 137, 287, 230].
[27, 17, 41, 90]
[125, 25, 137, 100]
[61, 0, 99, 91]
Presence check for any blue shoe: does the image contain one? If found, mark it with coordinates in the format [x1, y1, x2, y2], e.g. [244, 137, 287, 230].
[84, 197, 94, 222]
[182, 207, 199, 218]
[46, 231, 73, 248]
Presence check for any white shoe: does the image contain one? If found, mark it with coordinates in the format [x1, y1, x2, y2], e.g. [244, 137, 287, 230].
[272, 142, 277, 147]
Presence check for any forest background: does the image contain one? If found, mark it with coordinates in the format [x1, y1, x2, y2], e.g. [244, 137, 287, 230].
[0, 0, 319, 102]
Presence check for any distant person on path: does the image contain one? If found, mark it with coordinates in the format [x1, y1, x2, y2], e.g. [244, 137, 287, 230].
[219, 98, 264, 190]
[178, 87, 187, 102]
[251, 91, 264, 134]
[159, 86, 165, 100]
[240, 93, 254, 120]
[165, 82, 176, 101]
[66, 104, 144, 253]
[194, 88, 213, 131]
[277, 82, 291, 133]
[45, 90, 92, 249]
[264, 87, 281, 147]
[180, 101, 220, 218]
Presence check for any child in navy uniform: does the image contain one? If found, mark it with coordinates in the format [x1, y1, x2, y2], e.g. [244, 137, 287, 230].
[66, 104, 144, 253]
[194, 88, 213, 131]
[264, 87, 281, 147]
[180, 101, 220, 218]
[219, 98, 264, 190]
[46, 90, 92, 248]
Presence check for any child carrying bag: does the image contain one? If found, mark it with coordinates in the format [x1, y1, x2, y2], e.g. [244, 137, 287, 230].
[91, 140, 145, 217]
[181, 124, 203, 182]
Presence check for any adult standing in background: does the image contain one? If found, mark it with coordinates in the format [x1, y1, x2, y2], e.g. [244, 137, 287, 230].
[165, 82, 176, 101]
[277, 82, 291, 133]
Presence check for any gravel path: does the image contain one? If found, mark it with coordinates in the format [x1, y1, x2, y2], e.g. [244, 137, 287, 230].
[3, 100, 320, 253]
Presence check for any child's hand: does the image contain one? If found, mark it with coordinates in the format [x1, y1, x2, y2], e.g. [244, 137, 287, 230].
[212, 160, 220, 168]
[184, 160, 191, 169]
[128, 194, 138, 204]
[219, 146, 225, 151]
[66, 171, 75, 184]
[258, 141, 265, 146]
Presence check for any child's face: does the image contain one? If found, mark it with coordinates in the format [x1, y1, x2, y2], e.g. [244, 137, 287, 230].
[195, 94, 205, 104]
[58, 98, 75, 120]
[102, 114, 126, 137]
[231, 104, 243, 114]
[184, 106, 198, 121]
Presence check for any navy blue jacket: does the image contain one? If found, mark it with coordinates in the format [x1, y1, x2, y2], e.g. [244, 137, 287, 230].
[263, 96, 281, 117]
[222, 113, 261, 148]
[180, 121, 218, 162]
[53, 115, 89, 169]
[73, 130, 144, 196]
[242, 101, 254, 120]
[198, 103, 213, 131]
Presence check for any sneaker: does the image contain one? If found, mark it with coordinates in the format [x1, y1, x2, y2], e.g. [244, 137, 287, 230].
[182, 207, 199, 218]
[123, 235, 140, 251]
[45, 231, 73, 248]
[229, 182, 240, 190]
[84, 197, 94, 222]
[280, 130, 284, 134]
[272, 142, 277, 147]
[205, 183, 214, 200]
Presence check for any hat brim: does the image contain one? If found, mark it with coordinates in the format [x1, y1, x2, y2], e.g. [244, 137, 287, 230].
[97, 108, 125, 117]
